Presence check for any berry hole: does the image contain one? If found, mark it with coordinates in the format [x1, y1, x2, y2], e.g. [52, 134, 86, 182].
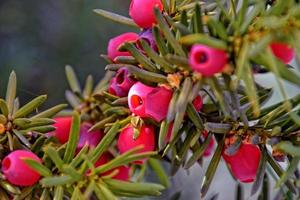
[116, 70, 126, 85]
[195, 51, 208, 64]
[2, 157, 11, 172]
[130, 95, 143, 109]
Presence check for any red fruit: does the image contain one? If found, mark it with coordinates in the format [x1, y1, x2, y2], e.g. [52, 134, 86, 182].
[270, 42, 295, 64]
[113, 166, 130, 181]
[192, 95, 203, 112]
[189, 44, 228, 77]
[76, 123, 103, 152]
[222, 142, 261, 183]
[117, 124, 155, 163]
[53, 117, 72, 144]
[94, 152, 130, 181]
[109, 67, 136, 97]
[128, 82, 173, 122]
[2, 150, 41, 186]
[107, 32, 139, 61]
[129, 0, 163, 28]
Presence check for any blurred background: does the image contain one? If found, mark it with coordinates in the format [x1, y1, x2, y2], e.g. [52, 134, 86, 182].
[0, 0, 136, 107]
[1, 1, 300, 200]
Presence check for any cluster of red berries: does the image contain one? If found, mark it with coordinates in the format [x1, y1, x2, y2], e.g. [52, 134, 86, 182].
[1, 0, 295, 189]
[105, 0, 270, 184]
[53, 117, 130, 180]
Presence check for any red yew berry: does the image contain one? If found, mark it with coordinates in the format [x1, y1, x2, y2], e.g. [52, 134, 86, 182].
[2, 150, 41, 186]
[109, 67, 136, 97]
[222, 142, 261, 183]
[107, 32, 139, 61]
[128, 82, 172, 122]
[76, 123, 103, 152]
[53, 116, 72, 144]
[94, 152, 130, 181]
[136, 29, 158, 52]
[129, 0, 163, 28]
[113, 166, 130, 181]
[189, 44, 228, 77]
[270, 42, 295, 64]
[117, 124, 155, 163]
[192, 95, 203, 112]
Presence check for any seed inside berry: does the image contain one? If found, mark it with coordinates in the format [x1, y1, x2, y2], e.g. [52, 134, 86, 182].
[131, 95, 143, 108]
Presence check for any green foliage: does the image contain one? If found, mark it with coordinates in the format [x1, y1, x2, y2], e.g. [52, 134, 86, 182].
[1, 0, 300, 199]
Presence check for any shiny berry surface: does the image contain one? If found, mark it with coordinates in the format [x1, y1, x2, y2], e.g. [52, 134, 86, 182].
[107, 32, 139, 61]
[117, 125, 155, 155]
[222, 143, 261, 183]
[189, 44, 228, 76]
[2, 150, 41, 186]
[53, 116, 72, 144]
[129, 0, 163, 28]
[128, 82, 172, 122]
[270, 42, 295, 64]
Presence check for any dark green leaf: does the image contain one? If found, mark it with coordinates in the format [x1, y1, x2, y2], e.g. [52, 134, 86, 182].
[122, 43, 159, 72]
[31, 104, 68, 119]
[64, 111, 81, 163]
[5, 71, 17, 115]
[148, 158, 170, 188]
[65, 65, 81, 94]
[0, 99, 9, 117]
[179, 34, 227, 49]
[13, 95, 47, 119]
[23, 158, 52, 177]
[93, 9, 138, 28]
[185, 133, 213, 169]
[200, 139, 224, 197]
[154, 8, 186, 56]
[251, 146, 267, 195]
[41, 175, 75, 187]
[106, 64, 167, 83]
[104, 179, 165, 196]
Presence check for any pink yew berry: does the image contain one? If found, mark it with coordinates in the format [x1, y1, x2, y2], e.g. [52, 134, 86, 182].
[76, 123, 103, 152]
[270, 42, 295, 64]
[109, 67, 136, 97]
[136, 29, 158, 52]
[129, 0, 163, 28]
[2, 150, 41, 186]
[107, 32, 139, 61]
[222, 142, 261, 183]
[53, 116, 72, 144]
[117, 124, 155, 163]
[189, 44, 228, 77]
[128, 82, 172, 122]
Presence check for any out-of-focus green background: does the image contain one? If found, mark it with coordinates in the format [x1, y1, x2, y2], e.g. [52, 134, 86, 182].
[0, 0, 136, 106]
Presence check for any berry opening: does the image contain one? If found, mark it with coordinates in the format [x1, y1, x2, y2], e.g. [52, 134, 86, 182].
[195, 51, 208, 64]
[116, 70, 126, 85]
[130, 95, 143, 109]
[2, 157, 11, 172]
